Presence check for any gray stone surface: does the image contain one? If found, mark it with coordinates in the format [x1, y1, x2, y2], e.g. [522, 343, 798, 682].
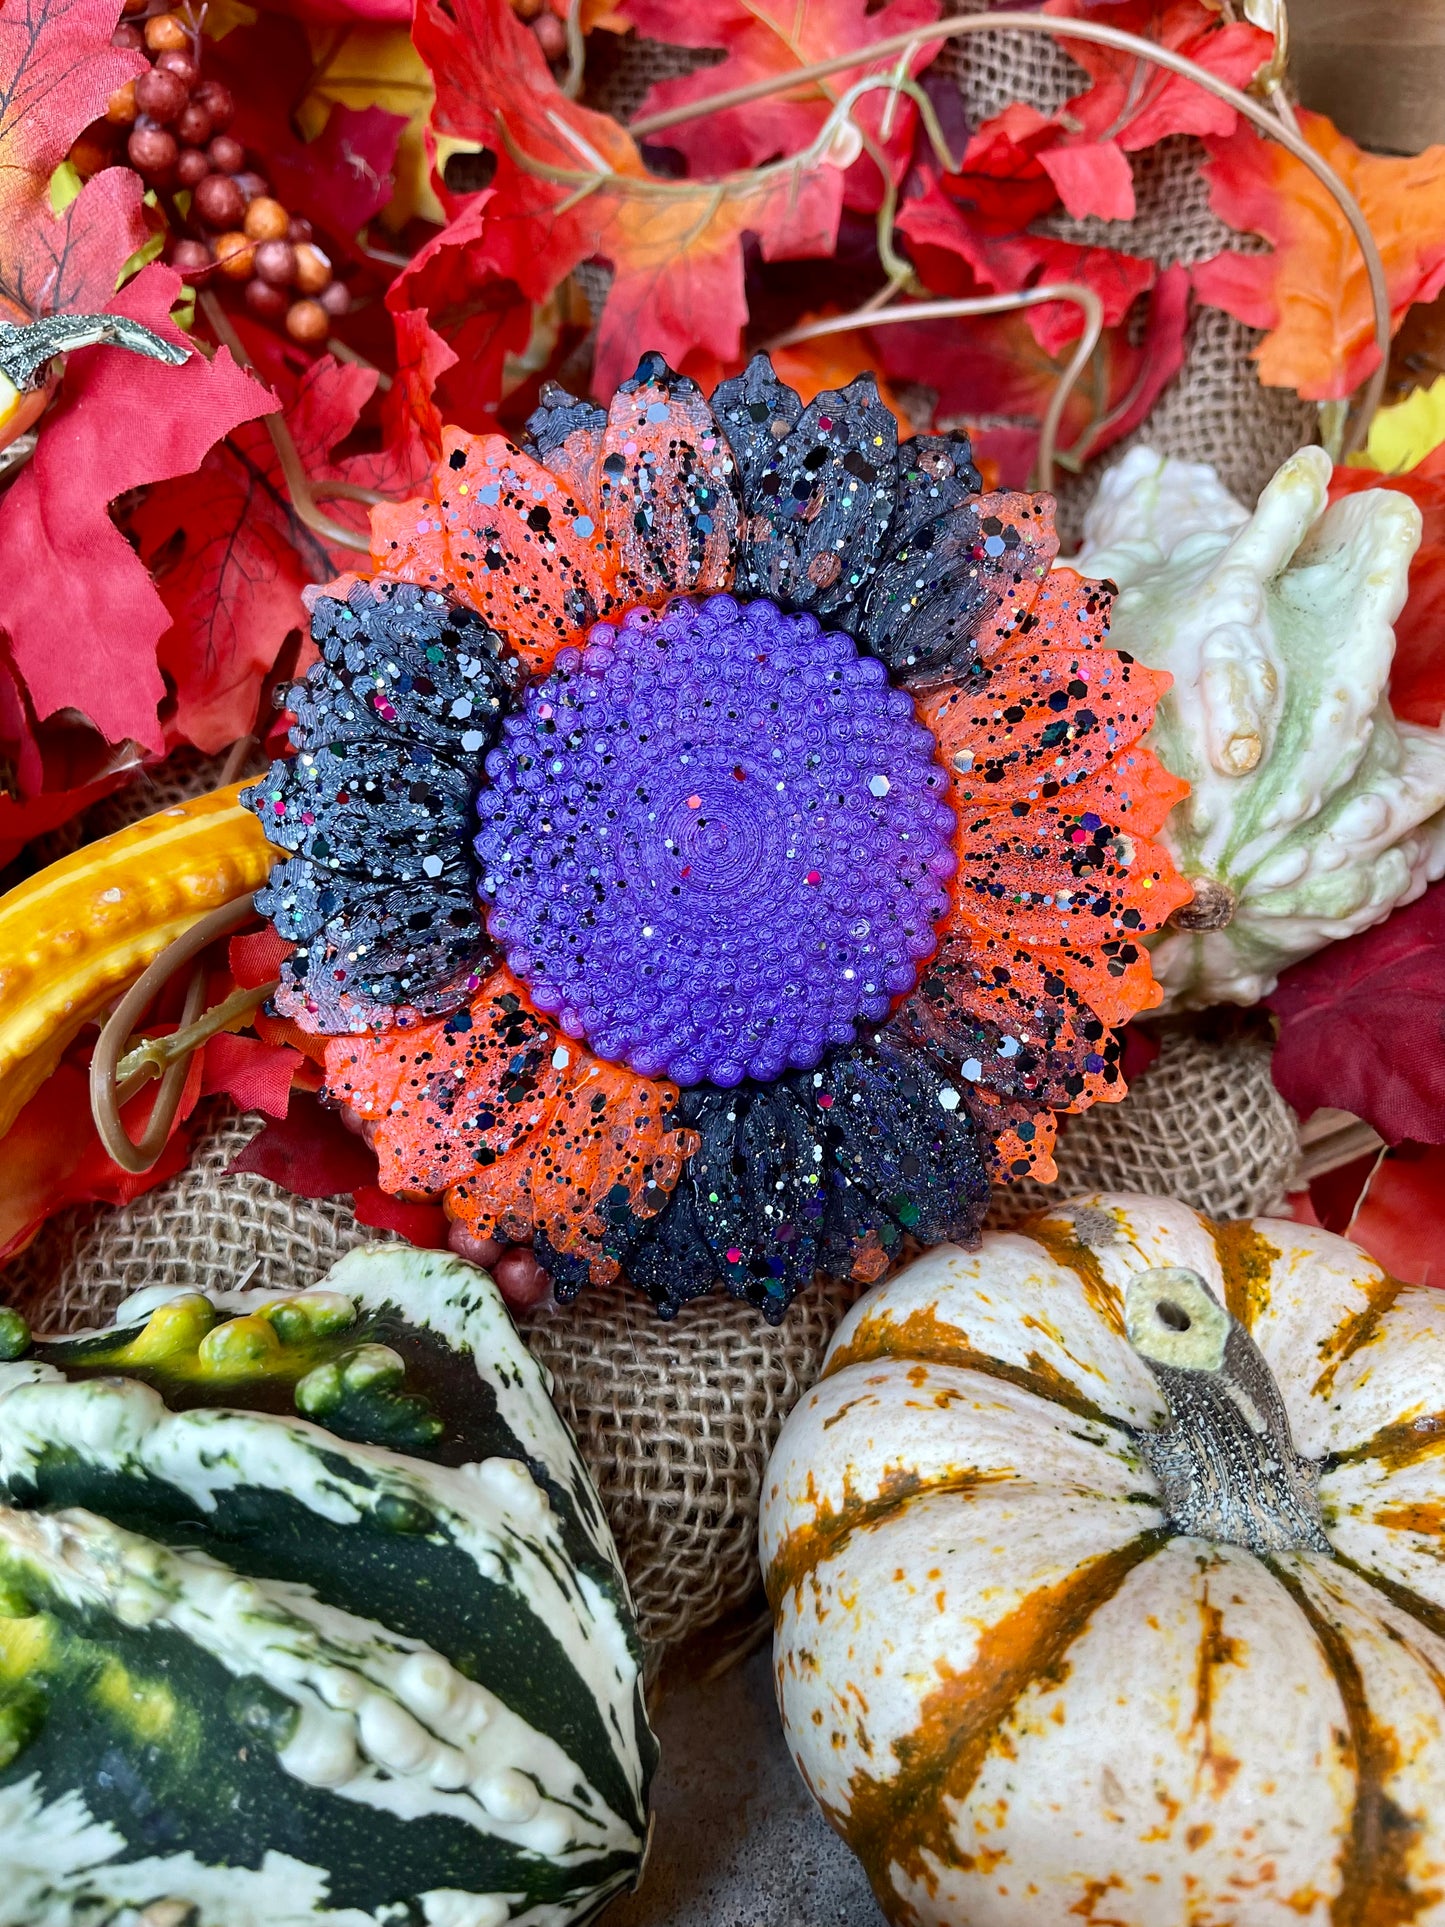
[607, 1644, 886, 1926]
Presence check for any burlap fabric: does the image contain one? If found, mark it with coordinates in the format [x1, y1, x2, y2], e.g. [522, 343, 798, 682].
[4, 1106, 863, 1660]
[7, 1024, 1300, 1662]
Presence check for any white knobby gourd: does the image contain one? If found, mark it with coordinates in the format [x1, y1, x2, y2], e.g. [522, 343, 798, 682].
[763, 1195, 1445, 1926]
[1070, 444, 1445, 1008]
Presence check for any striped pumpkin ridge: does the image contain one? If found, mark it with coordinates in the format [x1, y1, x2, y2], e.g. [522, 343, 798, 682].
[760, 1193, 1445, 1927]
[0, 1244, 654, 1927]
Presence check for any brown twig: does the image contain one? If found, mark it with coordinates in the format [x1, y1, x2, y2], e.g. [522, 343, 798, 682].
[627, 10, 1391, 450]
[113, 977, 279, 1102]
[199, 291, 374, 553]
[90, 896, 262, 1175]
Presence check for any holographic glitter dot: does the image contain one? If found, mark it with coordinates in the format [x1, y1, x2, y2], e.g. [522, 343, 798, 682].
[474, 593, 957, 1086]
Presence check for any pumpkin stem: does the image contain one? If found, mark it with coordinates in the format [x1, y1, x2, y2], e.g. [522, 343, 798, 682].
[1124, 1267, 1330, 1557]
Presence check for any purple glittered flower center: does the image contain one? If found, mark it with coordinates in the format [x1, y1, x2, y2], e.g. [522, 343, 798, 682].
[473, 594, 957, 1086]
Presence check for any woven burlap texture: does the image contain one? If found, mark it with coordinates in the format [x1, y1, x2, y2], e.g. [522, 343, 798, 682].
[7, 1027, 1300, 1659]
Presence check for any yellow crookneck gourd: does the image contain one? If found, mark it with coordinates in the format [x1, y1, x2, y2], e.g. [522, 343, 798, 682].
[0, 781, 275, 1138]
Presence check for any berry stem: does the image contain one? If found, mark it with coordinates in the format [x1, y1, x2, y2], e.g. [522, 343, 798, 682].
[198, 291, 372, 554]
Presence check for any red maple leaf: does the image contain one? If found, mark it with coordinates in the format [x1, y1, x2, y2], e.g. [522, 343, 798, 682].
[1329, 448, 1445, 730]
[1267, 883, 1445, 1146]
[0, 265, 273, 754]
[418, 0, 840, 394]
[1292, 1144, 1445, 1291]
[872, 263, 1190, 482]
[0, 0, 144, 316]
[130, 348, 433, 754]
[900, 166, 1156, 356]
[0, 0, 275, 761]
[0, 1055, 198, 1265]
[618, 0, 943, 209]
[1042, 0, 1273, 152]
[383, 191, 533, 462]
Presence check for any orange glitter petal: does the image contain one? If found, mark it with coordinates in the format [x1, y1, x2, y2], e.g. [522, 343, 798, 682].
[990, 564, 1112, 664]
[1021, 932, 1165, 1031]
[894, 925, 1126, 1114]
[369, 429, 619, 672]
[920, 653, 1170, 808]
[517, 1055, 700, 1279]
[967, 491, 1059, 660]
[324, 959, 698, 1281]
[600, 364, 741, 604]
[963, 1085, 1060, 1183]
[322, 979, 566, 1197]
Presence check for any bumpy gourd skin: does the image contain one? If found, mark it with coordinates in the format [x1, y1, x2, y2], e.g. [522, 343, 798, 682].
[1073, 445, 1445, 1010]
[0, 1244, 654, 1927]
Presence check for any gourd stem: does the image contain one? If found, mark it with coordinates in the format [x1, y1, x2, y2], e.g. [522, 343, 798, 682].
[632, 12, 1391, 451]
[1124, 1267, 1330, 1556]
[90, 896, 261, 1175]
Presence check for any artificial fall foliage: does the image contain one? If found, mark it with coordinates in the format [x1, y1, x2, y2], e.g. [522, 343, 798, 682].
[2, 0, 1445, 1257]
[1329, 442, 1445, 731]
[1268, 883, 1445, 1149]
[1195, 110, 1445, 401]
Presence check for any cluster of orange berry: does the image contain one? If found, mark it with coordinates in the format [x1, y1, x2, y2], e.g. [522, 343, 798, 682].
[72, 8, 350, 347]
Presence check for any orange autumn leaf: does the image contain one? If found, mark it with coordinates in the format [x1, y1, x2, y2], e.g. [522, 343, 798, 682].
[768, 328, 913, 434]
[1195, 110, 1445, 401]
[416, 0, 842, 395]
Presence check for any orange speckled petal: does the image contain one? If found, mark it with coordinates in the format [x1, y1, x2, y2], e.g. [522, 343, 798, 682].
[516, 1055, 701, 1279]
[369, 429, 619, 671]
[891, 925, 1125, 1114]
[966, 1088, 1060, 1184]
[322, 980, 566, 1196]
[600, 359, 741, 604]
[966, 490, 1059, 661]
[990, 564, 1112, 662]
[947, 764, 1191, 949]
[368, 490, 448, 591]
[919, 647, 1177, 809]
[1023, 931, 1164, 1031]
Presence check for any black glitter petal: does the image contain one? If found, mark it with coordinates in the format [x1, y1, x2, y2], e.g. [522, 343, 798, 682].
[530, 1229, 596, 1304]
[252, 738, 474, 883]
[801, 1038, 991, 1252]
[620, 1187, 721, 1319]
[858, 436, 994, 688]
[295, 579, 517, 756]
[709, 353, 803, 500]
[889, 932, 1124, 1112]
[242, 581, 508, 1031]
[724, 372, 899, 623]
[523, 379, 607, 464]
[260, 861, 494, 1031]
[618, 1040, 989, 1320]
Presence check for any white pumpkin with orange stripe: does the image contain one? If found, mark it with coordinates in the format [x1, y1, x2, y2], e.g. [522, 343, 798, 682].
[762, 1193, 1445, 1926]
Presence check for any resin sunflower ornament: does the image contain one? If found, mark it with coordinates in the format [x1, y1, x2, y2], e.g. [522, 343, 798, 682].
[242, 354, 1190, 1320]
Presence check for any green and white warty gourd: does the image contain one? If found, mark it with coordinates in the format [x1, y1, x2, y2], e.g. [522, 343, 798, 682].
[0, 1245, 654, 1927]
[1071, 445, 1445, 1009]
